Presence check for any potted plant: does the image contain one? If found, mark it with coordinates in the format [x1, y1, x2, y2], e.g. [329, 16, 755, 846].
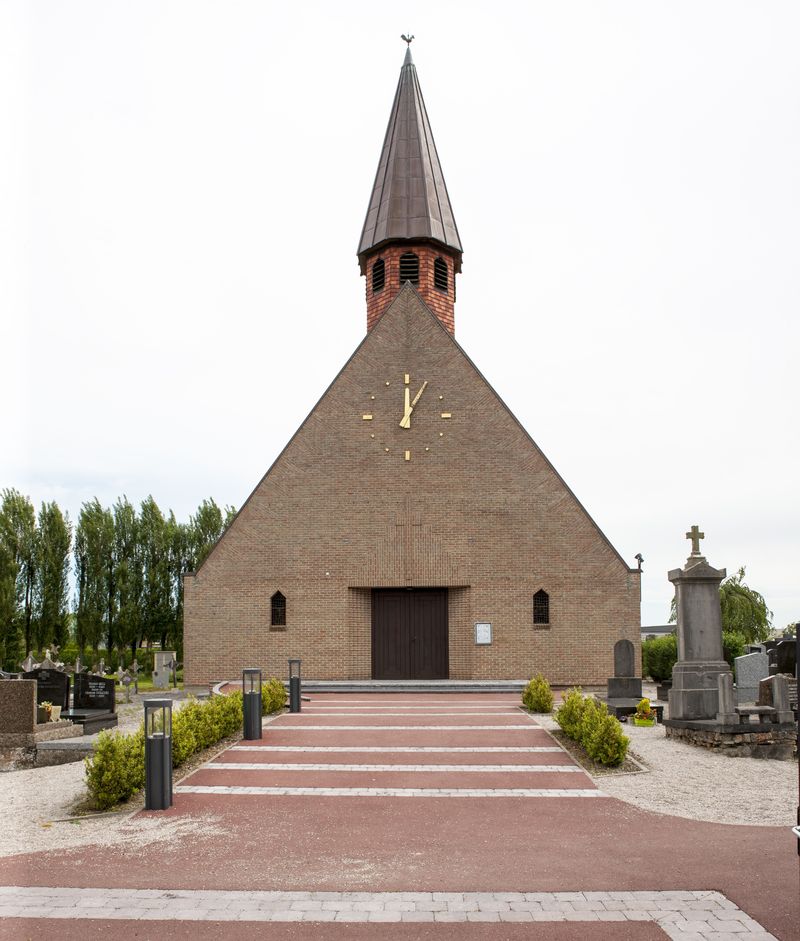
[37, 701, 53, 724]
[633, 697, 657, 727]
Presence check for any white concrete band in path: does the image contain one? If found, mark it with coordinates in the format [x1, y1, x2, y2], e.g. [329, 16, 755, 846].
[230, 745, 563, 753]
[265, 725, 535, 730]
[299, 712, 522, 716]
[0, 887, 776, 937]
[175, 785, 604, 798]
[209, 763, 583, 773]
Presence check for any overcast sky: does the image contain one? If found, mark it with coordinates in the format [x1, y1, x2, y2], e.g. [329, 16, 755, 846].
[2, 1, 798, 630]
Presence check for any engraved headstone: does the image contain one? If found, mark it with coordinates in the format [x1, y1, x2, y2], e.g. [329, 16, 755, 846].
[606, 638, 642, 699]
[73, 673, 115, 712]
[774, 640, 796, 678]
[734, 651, 769, 703]
[21, 668, 70, 711]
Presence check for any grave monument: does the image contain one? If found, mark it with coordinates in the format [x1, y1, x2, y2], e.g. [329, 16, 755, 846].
[663, 527, 795, 757]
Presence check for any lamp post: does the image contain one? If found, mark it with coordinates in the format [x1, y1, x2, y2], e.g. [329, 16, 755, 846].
[242, 668, 262, 740]
[144, 699, 173, 811]
[288, 659, 302, 713]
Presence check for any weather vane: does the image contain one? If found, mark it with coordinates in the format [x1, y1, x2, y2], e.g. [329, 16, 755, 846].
[401, 34, 414, 46]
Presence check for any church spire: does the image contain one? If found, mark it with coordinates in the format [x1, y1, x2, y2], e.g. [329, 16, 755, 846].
[358, 43, 463, 335]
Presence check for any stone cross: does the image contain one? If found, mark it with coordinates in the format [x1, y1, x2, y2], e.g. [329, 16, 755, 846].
[20, 654, 36, 673]
[686, 525, 705, 557]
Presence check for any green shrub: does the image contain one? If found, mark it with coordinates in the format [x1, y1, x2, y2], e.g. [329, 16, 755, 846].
[722, 631, 746, 668]
[642, 634, 677, 681]
[555, 687, 586, 738]
[84, 727, 145, 810]
[642, 630, 745, 679]
[555, 690, 628, 768]
[262, 679, 288, 714]
[585, 712, 629, 766]
[83, 682, 272, 810]
[522, 674, 554, 713]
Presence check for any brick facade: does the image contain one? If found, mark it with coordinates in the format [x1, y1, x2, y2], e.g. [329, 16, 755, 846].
[184, 287, 640, 686]
[363, 244, 458, 334]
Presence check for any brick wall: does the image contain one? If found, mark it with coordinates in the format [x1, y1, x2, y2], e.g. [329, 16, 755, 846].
[363, 244, 458, 334]
[184, 286, 641, 685]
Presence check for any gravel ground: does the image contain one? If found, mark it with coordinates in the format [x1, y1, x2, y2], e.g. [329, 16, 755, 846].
[536, 713, 797, 827]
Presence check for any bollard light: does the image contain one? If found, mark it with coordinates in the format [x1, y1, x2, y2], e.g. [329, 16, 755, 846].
[242, 668, 262, 740]
[288, 658, 302, 713]
[144, 698, 173, 811]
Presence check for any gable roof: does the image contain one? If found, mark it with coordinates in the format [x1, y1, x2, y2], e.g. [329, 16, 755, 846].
[357, 48, 462, 268]
[191, 285, 637, 577]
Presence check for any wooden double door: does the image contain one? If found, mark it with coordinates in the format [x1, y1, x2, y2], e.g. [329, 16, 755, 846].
[371, 588, 449, 680]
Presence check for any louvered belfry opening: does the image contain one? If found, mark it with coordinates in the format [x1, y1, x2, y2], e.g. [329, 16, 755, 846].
[358, 47, 462, 335]
[372, 258, 385, 293]
[434, 257, 448, 293]
[399, 252, 419, 285]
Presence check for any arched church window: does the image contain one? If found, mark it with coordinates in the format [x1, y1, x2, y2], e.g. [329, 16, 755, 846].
[399, 252, 419, 285]
[372, 258, 385, 293]
[271, 591, 286, 627]
[533, 589, 549, 625]
[434, 257, 448, 293]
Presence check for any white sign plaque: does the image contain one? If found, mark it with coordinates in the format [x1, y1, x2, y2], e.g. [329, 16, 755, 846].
[475, 622, 492, 645]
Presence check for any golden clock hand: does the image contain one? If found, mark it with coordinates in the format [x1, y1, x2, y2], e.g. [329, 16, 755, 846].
[410, 380, 428, 408]
[399, 387, 412, 428]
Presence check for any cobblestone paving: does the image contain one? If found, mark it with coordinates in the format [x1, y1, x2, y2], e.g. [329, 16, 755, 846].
[0, 887, 778, 937]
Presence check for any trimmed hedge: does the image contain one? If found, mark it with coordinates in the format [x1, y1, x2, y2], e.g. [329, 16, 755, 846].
[554, 688, 629, 767]
[522, 674, 554, 713]
[642, 631, 747, 681]
[85, 681, 286, 810]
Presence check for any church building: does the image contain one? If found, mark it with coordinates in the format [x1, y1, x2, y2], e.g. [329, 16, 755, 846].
[183, 47, 641, 685]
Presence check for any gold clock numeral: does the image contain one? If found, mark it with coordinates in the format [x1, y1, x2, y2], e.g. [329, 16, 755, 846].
[404, 450, 411, 461]
[362, 414, 373, 421]
[441, 412, 451, 419]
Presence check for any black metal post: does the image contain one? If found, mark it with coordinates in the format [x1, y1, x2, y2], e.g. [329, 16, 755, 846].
[243, 668, 262, 740]
[795, 624, 799, 856]
[144, 699, 173, 811]
[289, 659, 302, 713]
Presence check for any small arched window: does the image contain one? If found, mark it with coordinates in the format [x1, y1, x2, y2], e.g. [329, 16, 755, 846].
[271, 591, 286, 628]
[399, 252, 419, 285]
[434, 257, 448, 293]
[533, 589, 549, 625]
[372, 258, 385, 293]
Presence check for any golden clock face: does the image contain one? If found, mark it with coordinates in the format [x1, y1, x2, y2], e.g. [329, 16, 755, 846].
[361, 372, 452, 461]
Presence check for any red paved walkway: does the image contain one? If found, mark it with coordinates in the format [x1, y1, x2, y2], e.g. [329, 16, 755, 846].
[1, 693, 797, 940]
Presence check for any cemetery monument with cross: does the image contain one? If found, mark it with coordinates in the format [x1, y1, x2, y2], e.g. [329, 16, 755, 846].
[663, 525, 794, 757]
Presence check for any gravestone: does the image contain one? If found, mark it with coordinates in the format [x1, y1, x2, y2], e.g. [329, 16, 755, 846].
[774, 640, 796, 677]
[21, 668, 70, 711]
[153, 651, 176, 689]
[607, 639, 642, 699]
[734, 651, 769, 703]
[73, 673, 115, 712]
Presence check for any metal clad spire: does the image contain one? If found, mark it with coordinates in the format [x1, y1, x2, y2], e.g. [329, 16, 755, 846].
[358, 47, 462, 266]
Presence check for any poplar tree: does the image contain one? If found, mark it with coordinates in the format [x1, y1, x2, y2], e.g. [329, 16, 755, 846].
[114, 497, 142, 660]
[33, 502, 72, 650]
[0, 540, 18, 668]
[139, 496, 172, 648]
[190, 497, 235, 569]
[74, 499, 112, 653]
[0, 489, 38, 655]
